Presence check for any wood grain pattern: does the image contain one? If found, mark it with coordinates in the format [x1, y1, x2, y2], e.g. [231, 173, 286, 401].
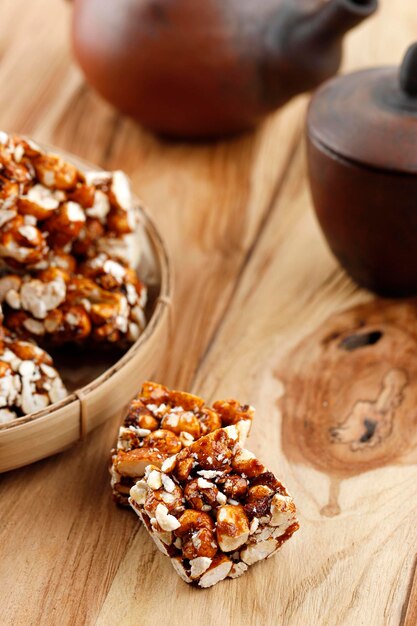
[280, 299, 417, 482]
[1, 1, 416, 625]
[403, 558, 417, 626]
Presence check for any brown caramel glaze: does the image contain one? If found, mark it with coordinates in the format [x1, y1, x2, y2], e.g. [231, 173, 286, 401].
[277, 299, 417, 515]
[130, 427, 299, 587]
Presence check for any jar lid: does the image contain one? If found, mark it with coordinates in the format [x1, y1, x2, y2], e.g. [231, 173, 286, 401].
[308, 44, 417, 174]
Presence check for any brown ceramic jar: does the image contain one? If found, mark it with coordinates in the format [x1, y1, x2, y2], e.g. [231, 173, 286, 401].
[307, 43, 417, 296]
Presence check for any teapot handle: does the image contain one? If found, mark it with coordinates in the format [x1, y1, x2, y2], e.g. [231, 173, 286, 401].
[400, 43, 417, 96]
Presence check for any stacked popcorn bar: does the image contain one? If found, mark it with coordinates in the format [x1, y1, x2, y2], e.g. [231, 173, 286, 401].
[0, 312, 67, 424]
[129, 424, 299, 588]
[0, 131, 149, 423]
[0, 132, 147, 347]
[0, 133, 138, 271]
[110, 382, 254, 505]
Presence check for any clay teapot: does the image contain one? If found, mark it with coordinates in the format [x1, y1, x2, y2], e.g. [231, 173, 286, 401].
[307, 43, 417, 297]
[72, 0, 377, 138]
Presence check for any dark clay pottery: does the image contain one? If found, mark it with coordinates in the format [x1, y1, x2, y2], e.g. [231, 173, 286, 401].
[307, 43, 417, 297]
[72, 0, 377, 138]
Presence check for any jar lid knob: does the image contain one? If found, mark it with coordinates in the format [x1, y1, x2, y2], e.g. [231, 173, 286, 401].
[400, 43, 417, 96]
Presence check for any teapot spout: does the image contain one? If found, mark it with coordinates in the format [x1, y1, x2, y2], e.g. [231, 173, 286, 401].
[310, 0, 378, 41]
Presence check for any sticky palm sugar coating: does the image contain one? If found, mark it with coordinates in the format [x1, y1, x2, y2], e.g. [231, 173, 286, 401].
[129, 425, 299, 588]
[110, 382, 254, 505]
[0, 254, 146, 344]
[0, 132, 138, 271]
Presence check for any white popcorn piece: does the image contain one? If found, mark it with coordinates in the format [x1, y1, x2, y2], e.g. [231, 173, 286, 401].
[198, 557, 233, 588]
[240, 539, 279, 565]
[190, 556, 212, 579]
[155, 504, 181, 532]
[161, 473, 176, 493]
[22, 184, 60, 211]
[129, 480, 148, 506]
[229, 561, 248, 579]
[147, 469, 163, 490]
[111, 170, 133, 212]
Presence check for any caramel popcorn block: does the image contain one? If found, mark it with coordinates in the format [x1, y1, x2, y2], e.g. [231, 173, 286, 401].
[110, 382, 254, 505]
[0, 131, 151, 422]
[0, 132, 139, 271]
[129, 425, 299, 588]
[0, 323, 68, 423]
[0, 131, 148, 352]
[0, 253, 147, 345]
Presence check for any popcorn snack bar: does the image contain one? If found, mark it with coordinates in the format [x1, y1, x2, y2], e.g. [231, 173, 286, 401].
[129, 425, 299, 588]
[0, 131, 152, 424]
[111, 382, 254, 505]
[0, 254, 147, 344]
[0, 132, 138, 271]
[0, 322, 67, 423]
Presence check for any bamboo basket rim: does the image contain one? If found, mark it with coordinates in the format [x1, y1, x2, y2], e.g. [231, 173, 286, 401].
[0, 145, 172, 435]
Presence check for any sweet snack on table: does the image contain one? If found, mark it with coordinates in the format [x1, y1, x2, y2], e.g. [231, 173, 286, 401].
[110, 382, 254, 505]
[129, 424, 299, 588]
[0, 254, 147, 344]
[0, 132, 138, 270]
[0, 317, 67, 424]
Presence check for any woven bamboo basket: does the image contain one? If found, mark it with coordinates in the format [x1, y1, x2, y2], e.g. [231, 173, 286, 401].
[0, 148, 172, 472]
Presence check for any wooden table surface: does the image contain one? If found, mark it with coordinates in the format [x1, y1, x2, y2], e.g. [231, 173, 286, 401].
[1, 1, 417, 625]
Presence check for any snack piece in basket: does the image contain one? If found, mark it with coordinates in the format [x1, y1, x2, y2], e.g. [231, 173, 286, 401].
[110, 382, 254, 505]
[0, 132, 138, 270]
[129, 425, 299, 588]
[0, 324, 68, 424]
[0, 131, 151, 428]
[0, 254, 147, 344]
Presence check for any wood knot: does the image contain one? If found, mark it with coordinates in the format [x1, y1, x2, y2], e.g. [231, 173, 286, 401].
[277, 299, 417, 481]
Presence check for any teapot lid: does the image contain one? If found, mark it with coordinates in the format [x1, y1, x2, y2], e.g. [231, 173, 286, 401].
[308, 44, 417, 174]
